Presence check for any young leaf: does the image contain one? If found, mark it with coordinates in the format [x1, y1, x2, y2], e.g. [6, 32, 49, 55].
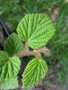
[4, 33, 23, 56]
[17, 14, 55, 49]
[0, 51, 20, 89]
[22, 58, 48, 88]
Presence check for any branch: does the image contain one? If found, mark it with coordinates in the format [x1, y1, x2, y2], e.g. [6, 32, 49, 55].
[17, 41, 42, 60]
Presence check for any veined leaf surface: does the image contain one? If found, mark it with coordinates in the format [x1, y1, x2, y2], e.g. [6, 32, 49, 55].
[0, 51, 20, 89]
[0, 78, 18, 89]
[22, 58, 48, 88]
[17, 14, 55, 49]
[4, 33, 23, 56]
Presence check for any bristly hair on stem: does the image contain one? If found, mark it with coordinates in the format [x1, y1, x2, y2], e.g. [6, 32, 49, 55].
[17, 41, 51, 60]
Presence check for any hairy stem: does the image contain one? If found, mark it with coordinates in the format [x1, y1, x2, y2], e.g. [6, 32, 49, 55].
[17, 41, 42, 60]
[24, 41, 29, 52]
[34, 50, 41, 60]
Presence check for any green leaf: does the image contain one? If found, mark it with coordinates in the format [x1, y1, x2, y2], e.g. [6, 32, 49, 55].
[0, 78, 19, 90]
[0, 51, 21, 89]
[4, 33, 23, 56]
[17, 14, 55, 49]
[22, 58, 48, 88]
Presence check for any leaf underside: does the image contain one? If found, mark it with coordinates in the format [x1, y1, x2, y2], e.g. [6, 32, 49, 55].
[0, 51, 20, 89]
[17, 14, 55, 49]
[22, 58, 48, 88]
[4, 33, 23, 56]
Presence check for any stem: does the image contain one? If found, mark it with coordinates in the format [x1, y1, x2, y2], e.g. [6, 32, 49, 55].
[37, 47, 51, 57]
[34, 51, 41, 60]
[17, 42, 42, 60]
[24, 41, 29, 52]
[17, 41, 29, 57]
[0, 18, 9, 37]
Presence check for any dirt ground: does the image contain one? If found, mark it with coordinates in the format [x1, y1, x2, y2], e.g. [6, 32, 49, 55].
[23, 84, 62, 90]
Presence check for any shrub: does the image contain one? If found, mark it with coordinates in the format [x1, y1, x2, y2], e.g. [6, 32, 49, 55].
[0, 14, 55, 89]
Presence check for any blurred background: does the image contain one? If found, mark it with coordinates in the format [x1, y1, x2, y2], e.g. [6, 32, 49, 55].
[0, 0, 68, 90]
